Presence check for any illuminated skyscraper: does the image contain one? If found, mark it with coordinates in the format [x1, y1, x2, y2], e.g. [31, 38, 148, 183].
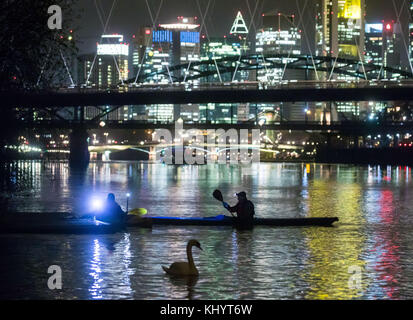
[316, 0, 366, 117]
[256, 12, 301, 83]
[131, 17, 201, 122]
[365, 22, 402, 79]
[81, 34, 129, 88]
[196, 12, 252, 124]
[78, 35, 131, 121]
[200, 37, 241, 83]
[316, 0, 365, 59]
[132, 17, 200, 84]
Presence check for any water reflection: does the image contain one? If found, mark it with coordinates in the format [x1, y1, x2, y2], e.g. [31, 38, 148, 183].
[304, 176, 366, 299]
[89, 239, 103, 299]
[167, 276, 198, 300]
[2, 162, 413, 299]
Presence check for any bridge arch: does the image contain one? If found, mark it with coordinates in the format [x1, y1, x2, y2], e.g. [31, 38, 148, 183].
[128, 54, 413, 84]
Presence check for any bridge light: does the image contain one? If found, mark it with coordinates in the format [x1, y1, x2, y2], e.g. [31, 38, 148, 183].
[99, 121, 106, 127]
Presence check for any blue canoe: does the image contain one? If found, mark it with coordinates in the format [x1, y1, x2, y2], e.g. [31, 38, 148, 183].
[131, 215, 339, 227]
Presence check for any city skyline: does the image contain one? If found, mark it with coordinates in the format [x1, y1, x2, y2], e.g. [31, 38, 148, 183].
[74, 0, 405, 54]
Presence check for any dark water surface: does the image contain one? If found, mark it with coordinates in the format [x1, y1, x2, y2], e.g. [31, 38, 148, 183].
[1, 161, 413, 299]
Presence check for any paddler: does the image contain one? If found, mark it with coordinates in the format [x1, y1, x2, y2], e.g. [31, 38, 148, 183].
[222, 191, 255, 230]
[98, 193, 127, 225]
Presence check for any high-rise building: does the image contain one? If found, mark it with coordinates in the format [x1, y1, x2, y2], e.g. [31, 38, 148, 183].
[256, 12, 302, 83]
[80, 34, 129, 88]
[78, 35, 131, 121]
[132, 17, 200, 84]
[365, 22, 402, 79]
[200, 37, 241, 83]
[131, 17, 201, 122]
[196, 12, 253, 124]
[316, 0, 366, 117]
[316, 0, 365, 59]
[255, 13, 305, 122]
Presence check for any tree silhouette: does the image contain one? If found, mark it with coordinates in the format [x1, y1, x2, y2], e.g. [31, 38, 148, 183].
[0, 0, 79, 152]
[0, 0, 79, 91]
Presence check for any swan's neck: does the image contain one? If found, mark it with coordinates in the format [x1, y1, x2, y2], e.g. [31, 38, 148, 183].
[186, 244, 195, 268]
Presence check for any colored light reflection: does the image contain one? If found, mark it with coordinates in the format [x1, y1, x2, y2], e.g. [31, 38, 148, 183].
[372, 190, 401, 299]
[303, 179, 367, 299]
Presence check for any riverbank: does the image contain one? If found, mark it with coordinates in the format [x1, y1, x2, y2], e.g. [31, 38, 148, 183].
[316, 147, 413, 166]
[3, 147, 413, 166]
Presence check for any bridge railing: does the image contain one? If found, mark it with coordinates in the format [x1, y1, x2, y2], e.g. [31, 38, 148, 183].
[52, 79, 413, 93]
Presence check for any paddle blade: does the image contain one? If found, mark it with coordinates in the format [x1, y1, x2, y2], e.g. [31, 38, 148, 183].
[213, 189, 223, 202]
[129, 208, 148, 216]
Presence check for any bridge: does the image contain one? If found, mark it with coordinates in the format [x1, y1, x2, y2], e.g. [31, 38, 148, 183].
[14, 119, 413, 136]
[3, 80, 413, 109]
[128, 54, 413, 84]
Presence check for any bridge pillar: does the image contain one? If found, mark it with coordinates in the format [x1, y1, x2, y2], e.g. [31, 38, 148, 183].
[69, 128, 90, 169]
[353, 136, 359, 149]
[149, 146, 156, 161]
[326, 134, 332, 148]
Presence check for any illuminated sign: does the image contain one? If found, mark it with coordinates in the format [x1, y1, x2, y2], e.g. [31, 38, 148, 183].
[365, 23, 383, 33]
[180, 32, 200, 43]
[97, 44, 129, 56]
[159, 23, 200, 30]
[153, 30, 173, 43]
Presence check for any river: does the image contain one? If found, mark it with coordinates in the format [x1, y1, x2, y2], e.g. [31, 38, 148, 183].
[1, 161, 412, 299]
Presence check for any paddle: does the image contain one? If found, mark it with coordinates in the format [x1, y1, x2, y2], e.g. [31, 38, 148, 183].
[213, 189, 235, 217]
[128, 208, 148, 216]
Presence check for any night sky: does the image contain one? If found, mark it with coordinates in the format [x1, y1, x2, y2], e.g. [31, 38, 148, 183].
[73, 0, 409, 54]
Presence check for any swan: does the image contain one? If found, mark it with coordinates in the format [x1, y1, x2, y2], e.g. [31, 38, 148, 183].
[162, 239, 203, 276]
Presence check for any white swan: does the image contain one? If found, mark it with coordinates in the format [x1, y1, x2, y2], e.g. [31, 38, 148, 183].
[162, 239, 202, 276]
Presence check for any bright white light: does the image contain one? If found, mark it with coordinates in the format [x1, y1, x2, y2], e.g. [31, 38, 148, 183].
[159, 23, 199, 30]
[97, 44, 129, 56]
[91, 198, 103, 211]
[126, 193, 131, 198]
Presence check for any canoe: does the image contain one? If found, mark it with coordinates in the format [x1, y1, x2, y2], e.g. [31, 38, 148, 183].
[129, 215, 339, 227]
[0, 217, 117, 234]
[0, 213, 338, 234]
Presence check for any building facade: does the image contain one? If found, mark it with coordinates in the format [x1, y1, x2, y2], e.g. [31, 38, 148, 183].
[131, 17, 201, 122]
[256, 12, 302, 83]
[80, 34, 129, 88]
[315, 0, 366, 117]
[365, 22, 402, 79]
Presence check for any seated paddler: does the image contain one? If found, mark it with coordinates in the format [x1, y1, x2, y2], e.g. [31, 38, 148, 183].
[222, 191, 255, 229]
[93, 193, 127, 225]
